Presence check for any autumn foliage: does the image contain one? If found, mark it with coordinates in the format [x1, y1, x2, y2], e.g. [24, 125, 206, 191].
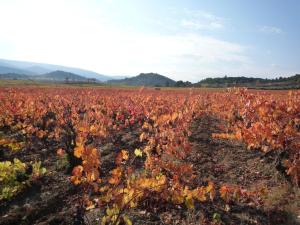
[0, 87, 299, 224]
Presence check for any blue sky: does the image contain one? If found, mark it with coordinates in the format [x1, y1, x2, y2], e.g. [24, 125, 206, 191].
[0, 0, 299, 81]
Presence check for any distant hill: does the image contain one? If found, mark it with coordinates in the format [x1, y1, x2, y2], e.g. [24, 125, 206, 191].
[0, 70, 97, 82]
[0, 73, 30, 80]
[34, 70, 91, 82]
[195, 74, 300, 89]
[107, 73, 176, 87]
[0, 59, 114, 81]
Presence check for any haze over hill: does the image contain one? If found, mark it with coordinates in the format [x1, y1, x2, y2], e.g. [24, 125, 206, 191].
[0, 59, 125, 82]
[32, 71, 93, 82]
[0, 70, 94, 82]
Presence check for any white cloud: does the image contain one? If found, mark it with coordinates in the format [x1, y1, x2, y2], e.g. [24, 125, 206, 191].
[259, 26, 283, 34]
[180, 19, 223, 30]
[180, 9, 225, 31]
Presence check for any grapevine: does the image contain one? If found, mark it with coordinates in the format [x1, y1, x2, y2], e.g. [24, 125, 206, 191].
[0, 87, 298, 224]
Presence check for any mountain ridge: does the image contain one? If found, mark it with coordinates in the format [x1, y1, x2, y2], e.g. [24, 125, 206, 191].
[107, 73, 176, 86]
[34, 70, 92, 81]
[0, 70, 94, 82]
[0, 59, 119, 81]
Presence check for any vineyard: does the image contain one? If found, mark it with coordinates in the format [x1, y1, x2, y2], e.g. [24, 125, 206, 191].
[0, 87, 299, 225]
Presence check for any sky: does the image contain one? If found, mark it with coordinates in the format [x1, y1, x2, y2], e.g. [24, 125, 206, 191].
[0, 0, 299, 82]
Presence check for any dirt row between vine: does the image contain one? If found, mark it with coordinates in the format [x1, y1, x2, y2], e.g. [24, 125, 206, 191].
[186, 115, 299, 225]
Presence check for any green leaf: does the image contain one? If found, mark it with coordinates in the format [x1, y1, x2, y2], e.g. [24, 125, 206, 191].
[213, 212, 221, 222]
[41, 167, 47, 175]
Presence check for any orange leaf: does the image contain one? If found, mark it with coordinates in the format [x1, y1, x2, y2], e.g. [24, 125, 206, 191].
[74, 144, 84, 158]
[116, 150, 129, 164]
[109, 167, 122, 185]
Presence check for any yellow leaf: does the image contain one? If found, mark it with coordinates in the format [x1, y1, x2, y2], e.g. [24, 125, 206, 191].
[185, 195, 194, 209]
[106, 207, 113, 216]
[134, 148, 143, 157]
[101, 216, 107, 225]
[206, 181, 216, 200]
[123, 215, 132, 225]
